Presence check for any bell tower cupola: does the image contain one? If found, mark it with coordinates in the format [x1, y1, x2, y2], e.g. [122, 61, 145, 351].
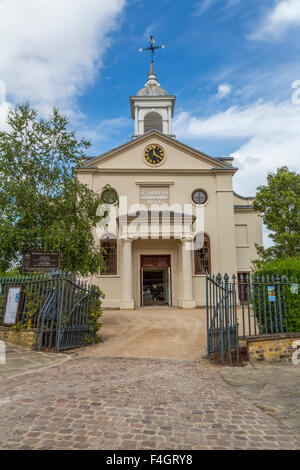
[130, 36, 176, 139]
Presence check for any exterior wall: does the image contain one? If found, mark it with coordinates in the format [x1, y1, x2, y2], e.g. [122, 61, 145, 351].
[193, 276, 207, 307]
[216, 174, 237, 276]
[247, 333, 300, 363]
[234, 210, 263, 272]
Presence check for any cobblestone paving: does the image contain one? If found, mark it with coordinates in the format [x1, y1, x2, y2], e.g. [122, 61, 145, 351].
[0, 356, 299, 450]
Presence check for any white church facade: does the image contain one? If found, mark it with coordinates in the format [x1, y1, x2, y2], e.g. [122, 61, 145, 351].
[76, 61, 263, 309]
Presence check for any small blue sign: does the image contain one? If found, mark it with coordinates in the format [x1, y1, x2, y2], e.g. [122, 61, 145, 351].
[268, 286, 276, 302]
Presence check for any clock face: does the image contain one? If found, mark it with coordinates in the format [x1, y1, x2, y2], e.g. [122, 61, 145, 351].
[144, 144, 165, 165]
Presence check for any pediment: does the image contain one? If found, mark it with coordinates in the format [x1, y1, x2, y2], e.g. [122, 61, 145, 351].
[80, 131, 235, 172]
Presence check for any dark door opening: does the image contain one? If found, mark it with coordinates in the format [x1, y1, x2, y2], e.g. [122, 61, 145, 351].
[141, 256, 171, 307]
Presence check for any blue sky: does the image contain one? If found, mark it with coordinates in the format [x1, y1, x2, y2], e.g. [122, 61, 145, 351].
[81, 0, 300, 201]
[0, 0, 300, 248]
[79, 0, 300, 158]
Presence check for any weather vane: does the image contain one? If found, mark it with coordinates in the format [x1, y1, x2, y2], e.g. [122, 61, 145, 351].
[139, 35, 165, 62]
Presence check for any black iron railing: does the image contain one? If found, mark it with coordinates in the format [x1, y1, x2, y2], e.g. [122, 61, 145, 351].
[0, 272, 103, 352]
[206, 273, 299, 364]
[237, 273, 299, 337]
[206, 273, 239, 364]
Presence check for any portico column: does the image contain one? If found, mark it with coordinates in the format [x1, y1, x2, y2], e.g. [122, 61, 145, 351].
[180, 238, 196, 309]
[120, 238, 135, 309]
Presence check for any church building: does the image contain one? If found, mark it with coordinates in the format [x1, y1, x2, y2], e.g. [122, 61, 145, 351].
[76, 58, 262, 309]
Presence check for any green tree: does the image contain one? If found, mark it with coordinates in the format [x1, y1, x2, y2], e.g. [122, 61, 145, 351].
[253, 166, 300, 264]
[0, 102, 107, 275]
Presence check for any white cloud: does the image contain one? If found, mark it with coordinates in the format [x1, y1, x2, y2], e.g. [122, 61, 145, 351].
[217, 82, 231, 98]
[173, 98, 300, 195]
[250, 0, 300, 39]
[0, 80, 11, 131]
[193, 0, 240, 16]
[194, 0, 216, 16]
[0, 0, 125, 118]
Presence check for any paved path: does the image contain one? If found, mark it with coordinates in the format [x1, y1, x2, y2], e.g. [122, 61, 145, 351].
[0, 355, 298, 450]
[220, 363, 300, 437]
[73, 307, 252, 361]
[0, 343, 69, 380]
[77, 308, 208, 360]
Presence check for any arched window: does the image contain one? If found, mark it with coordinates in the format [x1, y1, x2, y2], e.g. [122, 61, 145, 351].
[100, 234, 117, 275]
[194, 234, 211, 274]
[144, 111, 163, 133]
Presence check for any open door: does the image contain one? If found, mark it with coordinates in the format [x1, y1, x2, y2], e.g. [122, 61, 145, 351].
[141, 266, 144, 306]
[141, 255, 171, 307]
[168, 266, 171, 306]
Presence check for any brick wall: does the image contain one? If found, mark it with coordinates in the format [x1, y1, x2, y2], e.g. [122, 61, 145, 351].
[246, 333, 300, 364]
[0, 327, 36, 349]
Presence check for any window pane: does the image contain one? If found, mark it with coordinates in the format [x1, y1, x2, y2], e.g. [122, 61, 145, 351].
[238, 272, 249, 301]
[101, 238, 117, 274]
[194, 235, 210, 274]
[192, 190, 207, 205]
[144, 112, 163, 133]
[101, 189, 117, 204]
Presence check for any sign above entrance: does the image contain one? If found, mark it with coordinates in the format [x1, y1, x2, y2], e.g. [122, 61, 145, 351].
[140, 186, 169, 207]
[141, 255, 171, 268]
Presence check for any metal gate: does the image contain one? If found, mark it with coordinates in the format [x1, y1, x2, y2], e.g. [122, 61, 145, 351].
[206, 273, 239, 364]
[0, 271, 102, 352]
[35, 272, 102, 352]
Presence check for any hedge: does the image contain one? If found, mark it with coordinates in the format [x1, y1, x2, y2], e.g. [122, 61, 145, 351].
[252, 257, 300, 333]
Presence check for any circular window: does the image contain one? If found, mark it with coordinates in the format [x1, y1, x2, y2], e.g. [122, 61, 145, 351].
[101, 187, 118, 204]
[192, 189, 208, 205]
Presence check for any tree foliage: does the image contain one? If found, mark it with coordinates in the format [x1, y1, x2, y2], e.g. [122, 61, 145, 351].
[0, 102, 106, 275]
[252, 166, 300, 265]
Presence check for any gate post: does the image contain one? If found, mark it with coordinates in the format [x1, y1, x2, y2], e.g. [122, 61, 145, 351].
[55, 273, 65, 353]
[216, 273, 224, 364]
[224, 273, 232, 364]
[206, 273, 210, 357]
[232, 274, 239, 362]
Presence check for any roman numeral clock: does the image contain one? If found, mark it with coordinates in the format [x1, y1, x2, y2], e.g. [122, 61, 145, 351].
[144, 144, 165, 166]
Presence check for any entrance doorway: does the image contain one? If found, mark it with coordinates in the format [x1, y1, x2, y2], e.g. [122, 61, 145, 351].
[141, 255, 171, 307]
